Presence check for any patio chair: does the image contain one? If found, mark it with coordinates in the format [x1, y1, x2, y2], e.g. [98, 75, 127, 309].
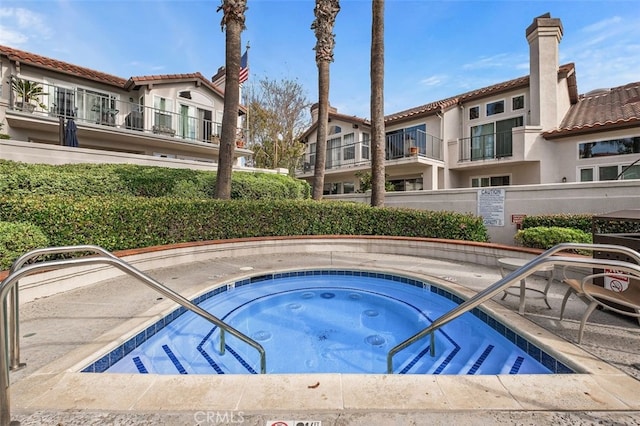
[561, 271, 640, 343]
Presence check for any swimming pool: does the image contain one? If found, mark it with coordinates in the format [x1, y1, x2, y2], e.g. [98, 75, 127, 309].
[84, 270, 572, 375]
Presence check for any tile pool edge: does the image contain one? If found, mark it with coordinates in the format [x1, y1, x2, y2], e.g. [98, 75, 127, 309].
[13, 265, 640, 414]
[79, 268, 586, 376]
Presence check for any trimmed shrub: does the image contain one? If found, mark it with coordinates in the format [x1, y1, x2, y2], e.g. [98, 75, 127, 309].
[0, 196, 488, 253]
[521, 214, 593, 233]
[0, 221, 49, 270]
[514, 226, 592, 250]
[0, 160, 310, 200]
[0, 160, 130, 196]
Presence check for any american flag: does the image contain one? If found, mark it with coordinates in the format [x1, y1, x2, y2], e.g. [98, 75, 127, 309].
[239, 50, 249, 84]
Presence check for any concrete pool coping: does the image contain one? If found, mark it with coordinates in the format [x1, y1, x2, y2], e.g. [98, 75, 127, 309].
[7, 237, 640, 423]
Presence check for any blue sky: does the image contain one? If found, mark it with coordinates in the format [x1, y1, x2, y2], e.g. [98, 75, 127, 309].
[1, 0, 639, 119]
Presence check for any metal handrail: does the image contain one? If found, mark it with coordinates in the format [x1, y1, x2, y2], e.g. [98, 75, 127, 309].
[6, 245, 121, 371]
[1, 246, 267, 426]
[386, 243, 640, 373]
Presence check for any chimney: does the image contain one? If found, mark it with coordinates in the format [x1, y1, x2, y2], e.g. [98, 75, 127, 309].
[310, 103, 320, 123]
[526, 13, 563, 129]
[310, 103, 337, 124]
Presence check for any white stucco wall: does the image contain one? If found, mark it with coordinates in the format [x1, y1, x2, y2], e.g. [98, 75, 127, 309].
[0, 138, 283, 174]
[330, 180, 640, 245]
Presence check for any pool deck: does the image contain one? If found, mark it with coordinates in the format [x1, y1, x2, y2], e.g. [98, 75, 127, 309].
[7, 241, 640, 425]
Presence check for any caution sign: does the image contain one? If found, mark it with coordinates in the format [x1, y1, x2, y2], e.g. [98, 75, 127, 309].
[604, 269, 629, 292]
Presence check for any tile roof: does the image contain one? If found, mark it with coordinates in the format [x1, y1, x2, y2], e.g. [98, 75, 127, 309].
[0, 44, 126, 87]
[125, 72, 225, 98]
[0, 45, 226, 99]
[385, 64, 576, 125]
[543, 81, 640, 139]
[299, 109, 371, 141]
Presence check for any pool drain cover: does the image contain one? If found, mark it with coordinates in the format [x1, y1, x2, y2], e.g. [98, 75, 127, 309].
[252, 330, 272, 341]
[365, 334, 386, 346]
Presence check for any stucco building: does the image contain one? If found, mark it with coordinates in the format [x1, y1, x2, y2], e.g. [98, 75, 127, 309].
[296, 14, 640, 194]
[0, 45, 250, 165]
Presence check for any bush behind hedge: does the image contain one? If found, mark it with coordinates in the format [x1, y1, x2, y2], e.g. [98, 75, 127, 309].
[521, 214, 593, 233]
[0, 221, 49, 270]
[0, 196, 488, 253]
[0, 160, 310, 200]
[522, 213, 640, 235]
[514, 226, 592, 250]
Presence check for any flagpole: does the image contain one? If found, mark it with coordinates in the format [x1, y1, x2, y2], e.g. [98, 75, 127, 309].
[244, 41, 250, 157]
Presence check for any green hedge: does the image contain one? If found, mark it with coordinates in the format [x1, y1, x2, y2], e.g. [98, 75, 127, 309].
[0, 160, 310, 200]
[522, 213, 640, 235]
[0, 196, 488, 253]
[514, 226, 592, 250]
[521, 214, 593, 233]
[0, 221, 49, 270]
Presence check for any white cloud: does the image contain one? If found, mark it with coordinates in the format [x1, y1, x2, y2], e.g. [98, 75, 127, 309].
[420, 75, 446, 87]
[462, 53, 512, 70]
[0, 7, 53, 44]
[581, 16, 623, 33]
[564, 15, 640, 92]
[0, 24, 27, 44]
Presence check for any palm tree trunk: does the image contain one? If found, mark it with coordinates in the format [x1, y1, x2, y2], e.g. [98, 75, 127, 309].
[311, 0, 340, 200]
[216, 0, 247, 200]
[313, 62, 330, 200]
[370, 0, 385, 206]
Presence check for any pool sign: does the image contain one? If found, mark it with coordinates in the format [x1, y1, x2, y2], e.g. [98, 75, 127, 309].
[604, 269, 629, 292]
[477, 188, 505, 227]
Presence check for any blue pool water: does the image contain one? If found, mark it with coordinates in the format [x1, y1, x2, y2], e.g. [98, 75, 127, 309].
[88, 271, 571, 375]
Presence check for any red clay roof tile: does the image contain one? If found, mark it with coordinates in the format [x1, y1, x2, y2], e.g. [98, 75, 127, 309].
[0, 45, 226, 98]
[0, 44, 126, 87]
[544, 81, 640, 138]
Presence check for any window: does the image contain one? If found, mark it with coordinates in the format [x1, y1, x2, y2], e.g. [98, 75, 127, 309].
[308, 143, 316, 171]
[495, 116, 522, 157]
[200, 109, 213, 142]
[153, 96, 173, 130]
[579, 137, 640, 159]
[621, 164, 640, 180]
[469, 106, 479, 120]
[361, 133, 370, 160]
[471, 123, 494, 160]
[486, 100, 504, 116]
[326, 137, 341, 169]
[580, 168, 594, 182]
[599, 166, 619, 181]
[329, 125, 342, 135]
[512, 95, 524, 111]
[580, 164, 640, 182]
[53, 87, 75, 117]
[343, 182, 355, 194]
[471, 175, 510, 187]
[470, 116, 522, 160]
[178, 104, 198, 139]
[323, 182, 339, 195]
[389, 177, 423, 191]
[343, 133, 355, 161]
[77, 88, 116, 124]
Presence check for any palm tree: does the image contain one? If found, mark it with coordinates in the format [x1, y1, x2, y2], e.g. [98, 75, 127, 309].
[370, 0, 385, 206]
[216, 0, 247, 200]
[311, 0, 340, 200]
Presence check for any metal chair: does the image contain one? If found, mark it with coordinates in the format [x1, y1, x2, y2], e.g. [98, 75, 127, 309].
[561, 272, 640, 343]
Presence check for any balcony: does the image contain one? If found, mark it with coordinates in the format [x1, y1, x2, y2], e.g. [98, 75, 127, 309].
[458, 131, 514, 162]
[385, 130, 442, 161]
[5, 76, 231, 147]
[298, 131, 443, 175]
